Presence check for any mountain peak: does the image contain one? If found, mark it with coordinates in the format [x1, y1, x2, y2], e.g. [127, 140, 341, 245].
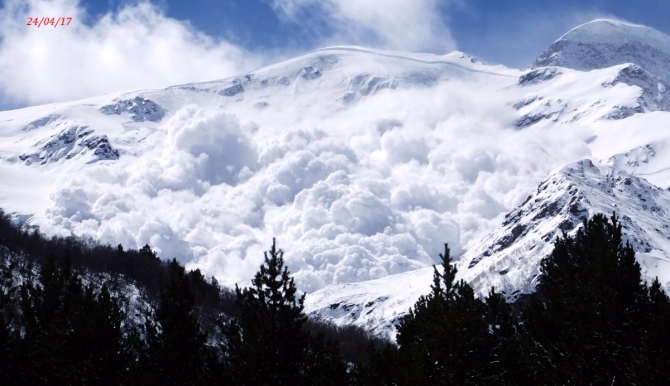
[559, 19, 667, 44]
[305, 159, 670, 340]
[532, 19, 670, 82]
[460, 158, 670, 299]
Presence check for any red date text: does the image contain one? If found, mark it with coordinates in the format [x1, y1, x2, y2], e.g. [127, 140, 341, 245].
[27, 17, 72, 28]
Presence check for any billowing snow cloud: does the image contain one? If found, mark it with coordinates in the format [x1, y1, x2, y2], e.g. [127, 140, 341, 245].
[37, 69, 593, 292]
[0, 0, 461, 107]
[0, 0, 262, 106]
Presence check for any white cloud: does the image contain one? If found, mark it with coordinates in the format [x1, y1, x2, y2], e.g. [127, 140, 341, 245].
[160, 105, 259, 189]
[35, 68, 593, 291]
[0, 0, 263, 106]
[271, 0, 459, 53]
[0, 0, 617, 295]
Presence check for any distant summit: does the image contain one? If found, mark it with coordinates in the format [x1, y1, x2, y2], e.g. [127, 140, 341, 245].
[532, 19, 670, 82]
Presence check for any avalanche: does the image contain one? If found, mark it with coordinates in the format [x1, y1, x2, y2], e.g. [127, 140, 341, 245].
[2, 19, 670, 339]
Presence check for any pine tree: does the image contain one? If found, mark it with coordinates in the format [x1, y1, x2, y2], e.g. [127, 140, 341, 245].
[394, 244, 489, 385]
[222, 238, 310, 386]
[304, 333, 350, 386]
[350, 343, 401, 386]
[0, 255, 20, 386]
[523, 213, 649, 385]
[483, 288, 528, 385]
[82, 284, 128, 386]
[139, 244, 158, 260]
[19, 253, 128, 385]
[629, 278, 670, 384]
[130, 258, 213, 386]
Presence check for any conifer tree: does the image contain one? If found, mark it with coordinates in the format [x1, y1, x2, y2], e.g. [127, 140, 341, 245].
[350, 343, 401, 386]
[139, 244, 158, 260]
[89, 284, 128, 385]
[523, 213, 649, 385]
[131, 258, 213, 386]
[19, 253, 128, 385]
[483, 288, 528, 385]
[304, 333, 350, 386]
[629, 278, 670, 384]
[394, 244, 489, 385]
[222, 239, 310, 386]
[0, 256, 20, 386]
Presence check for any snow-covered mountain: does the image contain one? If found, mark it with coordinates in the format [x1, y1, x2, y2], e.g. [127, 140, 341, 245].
[304, 160, 670, 339]
[2, 19, 670, 338]
[463, 160, 670, 295]
[533, 19, 670, 84]
[304, 20, 670, 338]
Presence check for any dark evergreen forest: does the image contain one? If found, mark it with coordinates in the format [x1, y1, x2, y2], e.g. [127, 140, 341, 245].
[1, 209, 669, 385]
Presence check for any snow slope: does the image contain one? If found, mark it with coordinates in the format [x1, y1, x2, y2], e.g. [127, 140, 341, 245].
[461, 160, 670, 296]
[1, 20, 670, 327]
[0, 47, 525, 292]
[533, 19, 670, 84]
[304, 21, 670, 339]
[305, 160, 670, 339]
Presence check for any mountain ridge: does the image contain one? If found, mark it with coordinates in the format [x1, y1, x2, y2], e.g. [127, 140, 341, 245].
[533, 19, 670, 84]
[305, 159, 670, 339]
[2, 20, 670, 339]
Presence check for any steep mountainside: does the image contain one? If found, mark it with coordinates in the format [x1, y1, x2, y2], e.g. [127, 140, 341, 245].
[2, 20, 670, 338]
[461, 160, 670, 297]
[306, 160, 670, 339]
[305, 20, 670, 339]
[533, 19, 670, 83]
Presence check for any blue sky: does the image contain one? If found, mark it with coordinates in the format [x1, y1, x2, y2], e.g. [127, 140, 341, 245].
[81, 0, 670, 67]
[1, 0, 669, 110]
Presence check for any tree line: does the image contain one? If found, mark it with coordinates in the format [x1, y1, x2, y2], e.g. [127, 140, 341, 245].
[1, 211, 670, 384]
[357, 213, 670, 385]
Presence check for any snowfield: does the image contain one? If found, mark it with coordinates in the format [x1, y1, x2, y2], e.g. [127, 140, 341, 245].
[2, 19, 670, 338]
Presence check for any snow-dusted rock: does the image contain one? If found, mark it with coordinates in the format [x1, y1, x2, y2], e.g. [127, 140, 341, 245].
[461, 160, 670, 299]
[21, 114, 61, 131]
[533, 19, 670, 84]
[100, 96, 165, 122]
[305, 160, 670, 339]
[19, 124, 119, 165]
[2, 20, 670, 339]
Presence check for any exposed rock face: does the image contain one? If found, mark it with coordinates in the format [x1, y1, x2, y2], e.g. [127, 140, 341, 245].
[19, 125, 119, 165]
[100, 96, 165, 122]
[525, 20, 670, 121]
[21, 115, 60, 131]
[305, 160, 670, 340]
[602, 64, 670, 118]
[605, 144, 658, 169]
[532, 20, 670, 84]
[461, 160, 670, 300]
[519, 67, 562, 86]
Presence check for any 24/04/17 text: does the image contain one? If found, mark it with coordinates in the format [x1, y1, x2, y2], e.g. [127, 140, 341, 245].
[27, 17, 72, 28]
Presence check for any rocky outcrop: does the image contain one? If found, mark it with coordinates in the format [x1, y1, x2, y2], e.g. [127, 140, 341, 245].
[100, 96, 165, 122]
[19, 125, 119, 165]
